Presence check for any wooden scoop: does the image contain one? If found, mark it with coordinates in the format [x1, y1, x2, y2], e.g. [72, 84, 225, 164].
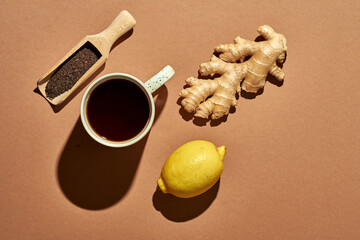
[37, 10, 136, 105]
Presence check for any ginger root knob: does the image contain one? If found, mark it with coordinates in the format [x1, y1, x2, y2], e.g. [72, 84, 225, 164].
[180, 25, 287, 120]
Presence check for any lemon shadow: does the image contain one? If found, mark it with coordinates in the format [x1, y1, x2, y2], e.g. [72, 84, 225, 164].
[152, 180, 220, 222]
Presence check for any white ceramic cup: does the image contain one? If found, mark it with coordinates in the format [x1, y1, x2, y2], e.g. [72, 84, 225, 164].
[80, 65, 175, 147]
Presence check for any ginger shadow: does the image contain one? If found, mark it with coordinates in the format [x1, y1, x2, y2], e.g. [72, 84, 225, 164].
[177, 91, 235, 127]
[57, 117, 148, 210]
[152, 180, 220, 222]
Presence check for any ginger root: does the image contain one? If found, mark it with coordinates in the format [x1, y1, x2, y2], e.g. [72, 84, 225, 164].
[180, 25, 287, 119]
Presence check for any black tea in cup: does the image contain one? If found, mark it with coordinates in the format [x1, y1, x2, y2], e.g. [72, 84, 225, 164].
[86, 79, 150, 142]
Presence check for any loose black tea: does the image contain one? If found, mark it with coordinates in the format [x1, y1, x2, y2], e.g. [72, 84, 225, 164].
[86, 79, 150, 142]
[45, 42, 101, 99]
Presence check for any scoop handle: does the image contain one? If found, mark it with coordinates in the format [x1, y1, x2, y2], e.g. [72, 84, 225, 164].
[97, 10, 136, 50]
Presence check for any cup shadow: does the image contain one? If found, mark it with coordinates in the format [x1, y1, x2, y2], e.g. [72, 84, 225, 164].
[152, 180, 220, 222]
[153, 85, 168, 125]
[57, 117, 148, 210]
[56, 82, 168, 210]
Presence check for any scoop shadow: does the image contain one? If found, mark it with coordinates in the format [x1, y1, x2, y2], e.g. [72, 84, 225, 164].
[152, 180, 220, 222]
[34, 29, 134, 113]
[57, 117, 148, 210]
[110, 29, 134, 53]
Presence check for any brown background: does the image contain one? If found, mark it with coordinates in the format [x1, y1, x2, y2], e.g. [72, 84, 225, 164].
[1, 0, 359, 239]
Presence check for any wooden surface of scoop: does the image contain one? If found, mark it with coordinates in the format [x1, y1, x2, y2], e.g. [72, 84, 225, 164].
[37, 10, 136, 105]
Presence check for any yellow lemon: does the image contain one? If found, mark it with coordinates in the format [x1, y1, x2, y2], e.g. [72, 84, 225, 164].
[157, 140, 226, 198]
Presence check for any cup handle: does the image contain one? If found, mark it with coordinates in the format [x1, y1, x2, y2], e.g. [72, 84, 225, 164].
[144, 65, 175, 93]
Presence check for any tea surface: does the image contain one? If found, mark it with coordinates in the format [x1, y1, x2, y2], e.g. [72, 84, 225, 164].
[86, 79, 150, 141]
